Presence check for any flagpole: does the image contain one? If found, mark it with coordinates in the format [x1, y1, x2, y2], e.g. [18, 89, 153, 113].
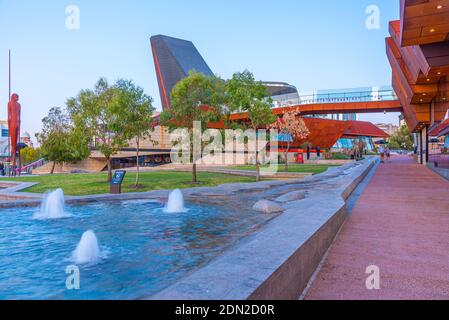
[8, 49, 11, 99]
[7, 50, 11, 175]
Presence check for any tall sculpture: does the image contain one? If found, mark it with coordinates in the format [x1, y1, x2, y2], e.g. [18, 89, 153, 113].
[7, 93, 21, 176]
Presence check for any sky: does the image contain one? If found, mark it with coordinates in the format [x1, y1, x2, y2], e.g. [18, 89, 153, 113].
[0, 0, 401, 141]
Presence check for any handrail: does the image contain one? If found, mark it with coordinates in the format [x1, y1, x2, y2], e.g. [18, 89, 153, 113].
[20, 158, 47, 174]
[274, 89, 398, 108]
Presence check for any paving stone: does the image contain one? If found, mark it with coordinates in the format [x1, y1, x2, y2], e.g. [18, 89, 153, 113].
[306, 155, 449, 300]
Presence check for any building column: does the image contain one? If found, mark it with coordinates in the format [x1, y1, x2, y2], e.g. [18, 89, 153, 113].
[417, 127, 428, 165]
[425, 125, 429, 164]
[419, 130, 423, 164]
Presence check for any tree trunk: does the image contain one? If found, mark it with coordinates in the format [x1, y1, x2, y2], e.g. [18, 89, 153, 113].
[50, 162, 56, 175]
[255, 129, 261, 182]
[192, 163, 198, 183]
[135, 137, 140, 187]
[255, 153, 261, 182]
[107, 157, 112, 182]
[285, 142, 290, 172]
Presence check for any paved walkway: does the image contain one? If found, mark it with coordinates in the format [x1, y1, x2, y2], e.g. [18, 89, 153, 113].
[306, 155, 449, 300]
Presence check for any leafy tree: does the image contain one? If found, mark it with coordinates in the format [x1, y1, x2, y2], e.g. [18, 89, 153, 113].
[67, 78, 129, 182]
[36, 107, 90, 174]
[160, 72, 226, 183]
[270, 110, 309, 172]
[388, 125, 413, 150]
[113, 79, 155, 187]
[226, 71, 276, 181]
[20, 147, 41, 165]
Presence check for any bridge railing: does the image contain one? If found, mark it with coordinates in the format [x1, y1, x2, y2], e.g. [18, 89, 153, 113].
[20, 158, 47, 174]
[273, 89, 398, 108]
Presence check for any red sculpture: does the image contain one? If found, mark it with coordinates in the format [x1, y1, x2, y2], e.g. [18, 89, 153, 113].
[7, 93, 21, 176]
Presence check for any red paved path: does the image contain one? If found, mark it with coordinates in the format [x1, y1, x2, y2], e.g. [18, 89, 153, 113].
[306, 156, 449, 300]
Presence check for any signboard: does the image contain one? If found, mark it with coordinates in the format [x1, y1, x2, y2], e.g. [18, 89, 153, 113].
[110, 170, 126, 194]
[111, 170, 126, 185]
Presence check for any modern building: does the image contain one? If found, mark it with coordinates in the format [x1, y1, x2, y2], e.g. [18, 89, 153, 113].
[0, 120, 31, 161]
[151, 34, 300, 110]
[385, 0, 449, 166]
[264, 82, 300, 108]
[0, 120, 8, 158]
[375, 123, 400, 136]
[151, 35, 215, 111]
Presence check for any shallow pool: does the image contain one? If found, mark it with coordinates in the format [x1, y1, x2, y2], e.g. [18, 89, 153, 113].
[0, 199, 271, 300]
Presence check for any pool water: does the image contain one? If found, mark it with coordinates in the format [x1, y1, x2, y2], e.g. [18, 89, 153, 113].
[0, 199, 271, 300]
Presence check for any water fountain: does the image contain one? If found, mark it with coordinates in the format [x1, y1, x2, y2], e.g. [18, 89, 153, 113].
[164, 189, 188, 213]
[72, 230, 101, 264]
[34, 188, 70, 219]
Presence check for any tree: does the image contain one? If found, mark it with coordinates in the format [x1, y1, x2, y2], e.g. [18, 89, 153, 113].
[226, 70, 276, 182]
[36, 107, 90, 174]
[388, 125, 413, 150]
[20, 147, 41, 165]
[67, 78, 130, 182]
[113, 79, 155, 187]
[160, 72, 226, 183]
[270, 110, 309, 172]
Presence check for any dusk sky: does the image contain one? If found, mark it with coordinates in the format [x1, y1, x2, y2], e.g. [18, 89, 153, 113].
[0, 0, 400, 139]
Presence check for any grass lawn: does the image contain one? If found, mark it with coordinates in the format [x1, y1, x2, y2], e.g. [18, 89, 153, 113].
[0, 171, 256, 196]
[232, 164, 338, 175]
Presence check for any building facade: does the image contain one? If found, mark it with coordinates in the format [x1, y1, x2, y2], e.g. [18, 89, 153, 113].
[0, 120, 8, 158]
[386, 0, 449, 166]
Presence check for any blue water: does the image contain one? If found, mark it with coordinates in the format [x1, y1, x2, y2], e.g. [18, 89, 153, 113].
[0, 199, 271, 300]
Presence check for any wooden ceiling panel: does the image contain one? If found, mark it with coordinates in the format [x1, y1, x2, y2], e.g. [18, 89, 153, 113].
[401, 0, 449, 46]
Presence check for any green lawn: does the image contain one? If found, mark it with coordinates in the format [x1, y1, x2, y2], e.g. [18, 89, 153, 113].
[231, 164, 337, 175]
[0, 171, 256, 196]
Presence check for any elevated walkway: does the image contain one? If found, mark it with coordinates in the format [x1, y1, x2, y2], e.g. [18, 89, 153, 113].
[230, 88, 402, 120]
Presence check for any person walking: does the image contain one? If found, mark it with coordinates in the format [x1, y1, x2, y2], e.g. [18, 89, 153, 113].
[386, 147, 391, 162]
[379, 145, 386, 163]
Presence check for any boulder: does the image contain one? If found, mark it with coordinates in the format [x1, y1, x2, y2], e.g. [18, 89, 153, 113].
[275, 191, 305, 203]
[252, 200, 284, 213]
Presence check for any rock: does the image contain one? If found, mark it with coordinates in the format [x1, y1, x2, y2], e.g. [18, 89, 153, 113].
[252, 200, 284, 213]
[275, 191, 305, 203]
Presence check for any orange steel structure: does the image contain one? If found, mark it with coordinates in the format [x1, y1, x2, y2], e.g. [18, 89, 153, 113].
[385, 0, 449, 164]
[228, 100, 402, 122]
[294, 118, 388, 149]
[208, 116, 389, 150]
[386, 0, 449, 133]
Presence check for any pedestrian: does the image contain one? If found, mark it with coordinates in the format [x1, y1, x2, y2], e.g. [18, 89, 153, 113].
[379, 145, 385, 163]
[0, 162, 4, 176]
[386, 147, 391, 162]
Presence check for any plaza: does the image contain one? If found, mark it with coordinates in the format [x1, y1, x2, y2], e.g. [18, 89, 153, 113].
[0, 0, 448, 303]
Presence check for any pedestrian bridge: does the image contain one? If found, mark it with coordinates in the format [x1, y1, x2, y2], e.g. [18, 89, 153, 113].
[230, 88, 403, 121]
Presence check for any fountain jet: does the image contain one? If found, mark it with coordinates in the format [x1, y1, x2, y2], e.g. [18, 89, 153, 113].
[72, 230, 101, 264]
[34, 188, 70, 219]
[164, 189, 187, 213]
